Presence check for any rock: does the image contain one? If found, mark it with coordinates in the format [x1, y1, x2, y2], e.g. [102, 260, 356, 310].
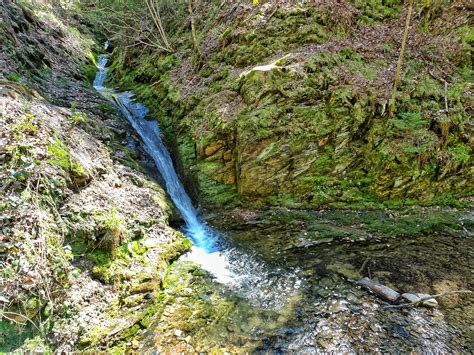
[203, 141, 223, 156]
[319, 277, 335, 289]
[131, 340, 140, 349]
[401, 293, 421, 303]
[328, 302, 342, 313]
[130, 281, 159, 294]
[318, 289, 333, 298]
[123, 294, 145, 307]
[358, 277, 400, 302]
[417, 293, 439, 308]
[174, 329, 183, 337]
[326, 262, 361, 280]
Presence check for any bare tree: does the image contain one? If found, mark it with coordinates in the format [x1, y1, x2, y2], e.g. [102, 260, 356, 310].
[188, 0, 204, 61]
[389, 0, 413, 115]
[81, 0, 174, 53]
[145, 0, 173, 51]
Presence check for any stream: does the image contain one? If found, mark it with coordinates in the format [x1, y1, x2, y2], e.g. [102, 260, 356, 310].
[93, 45, 473, 353]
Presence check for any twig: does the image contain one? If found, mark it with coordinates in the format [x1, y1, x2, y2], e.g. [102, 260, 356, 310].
[389, 0, 413, 115]
[266, 4, 279, 23]
[359, 257, 370, 274]
[0, 311, 42, 333]
[188, 0, 205, 61]
[381, 290, 473, 310]
[444, 81, 449, 113]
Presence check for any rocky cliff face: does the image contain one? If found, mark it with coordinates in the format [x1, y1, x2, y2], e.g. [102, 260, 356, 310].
[108, 0, 473, 209]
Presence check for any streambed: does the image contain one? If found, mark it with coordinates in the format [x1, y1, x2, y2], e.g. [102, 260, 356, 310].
[144, 208, 473, 352]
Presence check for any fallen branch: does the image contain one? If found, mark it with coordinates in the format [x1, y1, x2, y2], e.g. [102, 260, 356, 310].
[266, 4, 279, 23]
[388, 0, 413, 115]
[381, 290, 473, 310]
[358, 277, 400, 302]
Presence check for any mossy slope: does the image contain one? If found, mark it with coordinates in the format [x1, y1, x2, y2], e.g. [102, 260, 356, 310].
[106, 1, 473, 209]
[0, 1, 193, 352]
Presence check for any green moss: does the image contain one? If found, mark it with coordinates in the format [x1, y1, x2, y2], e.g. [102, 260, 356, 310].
[104, 1, 472, 210]
[177, 137, 196, 170]
[197, 174, 239, 207]
[267, 193, 299, 208]
[218, 7, 337, 67]
[47, 138, 86, 177]
[326, 262, 361, 280]
[0, 321, 37, 353]
[350, 0, 402, 24]
[448, 143, 471, 164]
[160, 233, 192, 261]
[7, 72, 21, 82]
[83, 50, 98, 84]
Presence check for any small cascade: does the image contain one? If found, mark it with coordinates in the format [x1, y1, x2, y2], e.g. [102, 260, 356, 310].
[93, 42, 301, 309]
[93, 41, 109, 88]
[93, 55, 109, 88]
[112, 92, 217, 252]
[92, 43, 229, 278]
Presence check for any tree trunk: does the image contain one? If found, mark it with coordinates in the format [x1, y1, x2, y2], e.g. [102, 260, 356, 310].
[389, 0, 413, 116]
[188, 0, 204, 62]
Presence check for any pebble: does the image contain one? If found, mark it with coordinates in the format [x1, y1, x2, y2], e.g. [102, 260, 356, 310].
[317, 288, 332, 298]
[401, 293, 421, 303]
[174, 329, 183, 337]
[319, 277, 335, 289]
[346, 292, 360, 304]
[417, 294, 439, 308]
[328, 302, 342, 313]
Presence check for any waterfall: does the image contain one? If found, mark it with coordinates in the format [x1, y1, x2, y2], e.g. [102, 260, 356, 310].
[112, 92, 217, 252]
[92, 42, 301, 307]
[93, 46, 216, 253]
[93, 55, 109, 88]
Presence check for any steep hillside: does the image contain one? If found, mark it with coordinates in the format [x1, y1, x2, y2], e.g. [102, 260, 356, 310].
[1, 1, 190, 351]
[105, 0, 473, 209]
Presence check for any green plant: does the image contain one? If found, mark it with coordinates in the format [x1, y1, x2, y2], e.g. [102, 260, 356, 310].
[47, 138, 86, 177]
[389, 112, 427, 131]
[7, 72, 21, 82]
[94, 208, 127, 255]
[448, 143, 470, 164]
[4, 114, 39, 188]
[67, 111, 90, 128]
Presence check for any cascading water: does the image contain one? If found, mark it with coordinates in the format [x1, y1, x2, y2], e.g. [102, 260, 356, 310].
[93, 42, 301, 308]
[93, 41, 109, 88]
[112, 92, 217, 253]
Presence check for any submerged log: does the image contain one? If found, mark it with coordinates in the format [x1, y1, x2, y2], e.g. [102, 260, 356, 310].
[358, 277, 400, 302]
